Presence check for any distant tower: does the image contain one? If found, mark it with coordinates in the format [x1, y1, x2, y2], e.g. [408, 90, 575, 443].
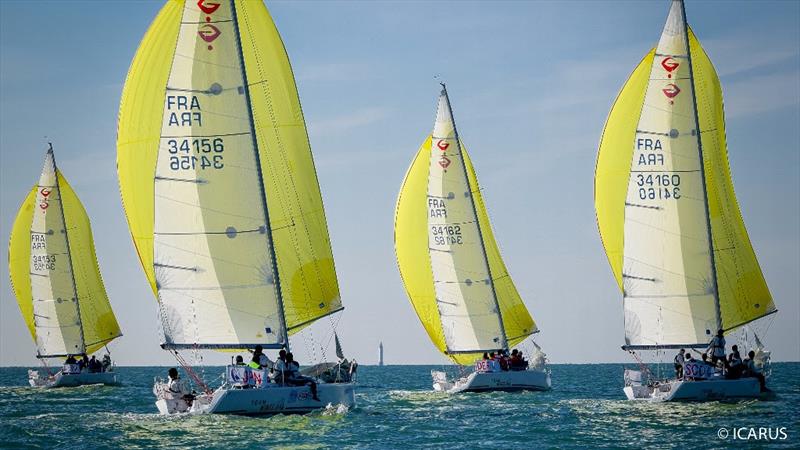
[378, 341, 384, 366]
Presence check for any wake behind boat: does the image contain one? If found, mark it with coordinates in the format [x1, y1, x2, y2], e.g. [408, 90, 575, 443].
[394, 85, 550, 394]
[594, 0, 778, 402]
[9, 145, 123, 389]
[117, 0, 355, 415]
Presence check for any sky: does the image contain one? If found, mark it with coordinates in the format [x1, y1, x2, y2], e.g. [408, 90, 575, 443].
[0, 0, 798, 367]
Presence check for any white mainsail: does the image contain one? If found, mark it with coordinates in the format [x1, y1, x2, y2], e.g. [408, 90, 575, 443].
[153, 0, 284, 349]
[427, 87, 507, 353]
[29, 150, 84, 356]
[622, 1, 718, 349]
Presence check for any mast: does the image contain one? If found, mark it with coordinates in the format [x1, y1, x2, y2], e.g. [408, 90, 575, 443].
[229, 0, 290, 351]
[46, 143, 86, 356]
[440, 84, 509, 351]
[678, 0, 722, 333]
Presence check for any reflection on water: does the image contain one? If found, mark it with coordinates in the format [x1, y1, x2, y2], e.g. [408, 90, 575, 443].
[0, 364, 797, 449]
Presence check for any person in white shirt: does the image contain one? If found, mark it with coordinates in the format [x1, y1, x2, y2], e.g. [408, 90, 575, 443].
[167, 368, 192, 400]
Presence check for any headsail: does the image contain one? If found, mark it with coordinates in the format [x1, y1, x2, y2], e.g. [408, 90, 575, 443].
[594, 0, 775, 350]
[117, 0, 341, 350]
[395, 87, 536, 365]
[8, 147, 122, 357]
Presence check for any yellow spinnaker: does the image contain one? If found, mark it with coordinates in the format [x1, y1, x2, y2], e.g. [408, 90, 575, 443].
[395, 136, 536, 365]
[594, 26, 775, 334]
[117, 0, 340, 344]
[9, 157, 121, 356]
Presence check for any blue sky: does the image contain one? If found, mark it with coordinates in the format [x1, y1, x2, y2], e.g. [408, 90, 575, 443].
[1, 0, 798, 366]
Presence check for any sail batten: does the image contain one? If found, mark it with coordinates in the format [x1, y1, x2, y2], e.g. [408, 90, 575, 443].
[595, 0, 776, 350]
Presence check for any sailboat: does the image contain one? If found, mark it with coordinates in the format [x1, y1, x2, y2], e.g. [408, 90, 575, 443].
[117, 0, 355, 415]
[9, 145, 123, 388]
[595, 0, 778, 401]
[394, 85, 551, 393]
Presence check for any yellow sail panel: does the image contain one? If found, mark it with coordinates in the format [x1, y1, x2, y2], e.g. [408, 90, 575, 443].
[235, 0, 341, 333]
[462, 148, 537, 344]
[116, 0, 182, 296]
[8, 187, 37, 342]
[58, 173, 122, 353]
[594, 50, 655, 289]
[689, 30, 775, 330]
[395, 136, 448, 356]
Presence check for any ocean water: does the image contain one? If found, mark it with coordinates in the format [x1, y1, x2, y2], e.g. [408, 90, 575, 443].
[0, 363, 797, 449]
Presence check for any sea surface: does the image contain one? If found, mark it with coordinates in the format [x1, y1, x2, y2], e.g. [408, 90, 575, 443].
[0, 363, 797, 449]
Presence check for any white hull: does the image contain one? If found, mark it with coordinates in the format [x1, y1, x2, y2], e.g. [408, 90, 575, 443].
[433, 369, 551, 394]
[156, 383, 356, 416]
[624, 378, 765, 402]
[28, 370, 119, 388]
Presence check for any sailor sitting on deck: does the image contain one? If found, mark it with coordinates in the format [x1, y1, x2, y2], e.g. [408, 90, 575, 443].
[270, 349, 289, 383]
[743, 350, 768, 392]
[487, 352, 501, 372]
[77, 354, 89, 372]
[248, 345, 273, 370]
[285, 352, 320, 401]
[726, 345, 744, 379]
[497, 350, 510, 371]
[167, 368, 194, 402]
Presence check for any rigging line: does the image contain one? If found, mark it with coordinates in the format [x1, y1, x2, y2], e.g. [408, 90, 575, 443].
[154, 227, 265, 236]
[171, 350, 212, 395]
[630, 169, 700, 173]
[161, 131, 250, 138]
[154, 176, 207, 184]
[180, 19, 233, 24]
[625, 202, 661, 210]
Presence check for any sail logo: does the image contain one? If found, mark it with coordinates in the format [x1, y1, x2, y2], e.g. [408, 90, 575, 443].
[436, 140, 450, 151]
[662, 83, 681, 103]
[438, 155, 451, 169]
[198, 24, 221, 44]
[39, 188, 51, 210]
[197, 0, 221, 51]
[661, 57, 679, 78]
[197, 0, 220, 14]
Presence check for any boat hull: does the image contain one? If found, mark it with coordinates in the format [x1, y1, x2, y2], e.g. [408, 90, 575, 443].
[28, 370, 119, 388]
[624, 378, 763, 402]
[433, 369, 551, 394]
[156, 383, 356, 416]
